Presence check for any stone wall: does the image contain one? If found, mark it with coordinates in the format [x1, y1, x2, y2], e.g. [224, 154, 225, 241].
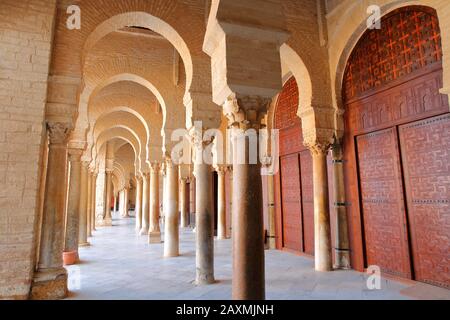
[0, 0, 57, 299]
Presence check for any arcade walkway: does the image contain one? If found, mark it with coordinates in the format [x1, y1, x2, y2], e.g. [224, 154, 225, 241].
[65, 212, 450, 300]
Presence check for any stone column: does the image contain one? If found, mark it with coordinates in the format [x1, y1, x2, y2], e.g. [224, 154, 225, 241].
[224, 97, 269, 300]
[31, 122, 71, 300]
[266, 171, 276, 249]
[63, 150, 82, 265]
[217, 165, 227, 240]
[140, 173, 150, 235]
[102, 170, 113, 226]
[331, 142, 351, 269]
[135, 177, 143, 231]
[113, 194, 118, 214]
[91, 173, 97, 232]
[122, 188, 129, 217]
[164, 158, 179, 257]
[148, 162, 161, 243]
[310, 144, 333, 272]
[194, 162, 214, 283]
[180, 177, 189, 228]
[86, 172, 92, 238]
[78, 162, 90, 247]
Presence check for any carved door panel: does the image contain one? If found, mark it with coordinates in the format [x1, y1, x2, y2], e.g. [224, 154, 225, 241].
[280, 154, 303, 252]
[357, 128, 412, 278]
[300, 150, 315, 256]
[399, 113, 450, 288]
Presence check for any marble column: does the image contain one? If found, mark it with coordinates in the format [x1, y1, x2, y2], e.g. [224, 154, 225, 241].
[180, 177, 189, 228]
[164, 158, 179, 257]
[31, 122, 70, 300]
[135, 177, 143, 231]
[63, 150, 82, 265]
[217, 166, 227, 240]
[139, 173, 150, 235]
[102, 170, 113, 226]
[78, 162, 90, 247]
[224, 97, 268, 300]
[113, 194, 118, 214]
[331, 142, 351, 269]
[91, 173, 97, 232]
[86, 172, 92, 238]
[148, 162, 161, 243]
[310, 144, 333, 272]
[194, 158, 214, 284]
[124, 188, 129, 217]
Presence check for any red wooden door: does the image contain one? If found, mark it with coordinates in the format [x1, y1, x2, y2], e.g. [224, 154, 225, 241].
[280, 154, 303, 251]
[299, 150, 314, 255]
[356, 127, 412, 278]
[399, 114, 450, 288]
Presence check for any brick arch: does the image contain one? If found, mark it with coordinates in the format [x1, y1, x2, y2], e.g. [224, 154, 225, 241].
[83, 12, 193, 95]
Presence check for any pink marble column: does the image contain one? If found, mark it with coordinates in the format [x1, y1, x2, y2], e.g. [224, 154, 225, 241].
[78, 162, 89, 247]
[135, 177, 143, 231]
[217, 166, 227, 240]
[310, 144, 333, 272]
[102, 170, 113, 226]
[140, 173, 150, 235]
[224, 97, 269, 300]
[86, 171, 92, 238]
[148, 162, 161, 243]
[91, 173, 97, 232]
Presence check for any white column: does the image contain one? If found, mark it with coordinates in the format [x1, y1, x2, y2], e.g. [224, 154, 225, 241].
[164, 159, 179, 257]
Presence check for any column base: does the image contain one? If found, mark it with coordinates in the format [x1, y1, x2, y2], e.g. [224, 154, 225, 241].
[79, 241, 90, 247]
[62, 251, 78, 265]
[99, 218, 112, 226]
[334, 249, 351, 270]
[164, 252, 179, 258]
[196, 275, 215, 285]
[30, 268, 68, 300]
[148, 231, 161, 243]
[268, 238, 276, 250]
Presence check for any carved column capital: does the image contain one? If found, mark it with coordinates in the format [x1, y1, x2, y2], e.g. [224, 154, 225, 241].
[142, 172, 150, 180]
[223, 95, 271, 130]
[306, 142, 332, 156]
[47, 122, 72, 145]
[164, 156, 175, 170]
[81, 161, 90, 169]
[68, 149, 82, 162]
[150, 162, 160, 173]
[188, 126, 214, 150]
[216, 165, 228, 176]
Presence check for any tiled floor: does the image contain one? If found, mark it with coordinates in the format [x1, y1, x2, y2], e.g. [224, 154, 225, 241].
[65, 212, 450, 300]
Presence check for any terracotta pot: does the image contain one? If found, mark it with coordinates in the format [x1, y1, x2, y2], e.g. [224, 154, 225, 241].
[63, 250, 79, 265]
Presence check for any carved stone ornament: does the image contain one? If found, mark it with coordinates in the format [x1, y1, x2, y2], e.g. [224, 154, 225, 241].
[47, 122, 72, 145]
[223, 96, 271, 130]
